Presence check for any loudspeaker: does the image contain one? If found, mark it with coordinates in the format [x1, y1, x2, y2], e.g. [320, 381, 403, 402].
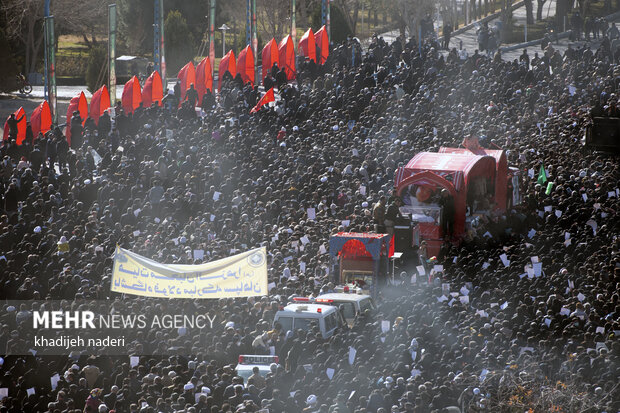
[394, 225, 412, 252]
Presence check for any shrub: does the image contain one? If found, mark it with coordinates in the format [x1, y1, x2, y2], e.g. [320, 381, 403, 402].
[86, 45, 107, 93]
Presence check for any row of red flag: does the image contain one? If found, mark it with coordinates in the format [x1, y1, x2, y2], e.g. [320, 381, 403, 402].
[3, 26, 328, 145]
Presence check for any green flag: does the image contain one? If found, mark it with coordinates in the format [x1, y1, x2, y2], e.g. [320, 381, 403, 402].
[537, 164, 547, 185]
[545, 182, 554, 195]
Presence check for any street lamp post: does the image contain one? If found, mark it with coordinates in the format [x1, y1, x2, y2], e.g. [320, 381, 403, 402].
[219, 24, 230, 58]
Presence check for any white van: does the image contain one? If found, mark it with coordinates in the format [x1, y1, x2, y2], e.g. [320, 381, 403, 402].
[273, 303, 344, 339]
[314, 292, 375, 326]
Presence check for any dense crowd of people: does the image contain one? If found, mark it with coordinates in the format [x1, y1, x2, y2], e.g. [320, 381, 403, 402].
[0, 23, 619, 413]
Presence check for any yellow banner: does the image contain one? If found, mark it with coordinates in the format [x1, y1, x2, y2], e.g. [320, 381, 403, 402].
[111, 246, 268, 298]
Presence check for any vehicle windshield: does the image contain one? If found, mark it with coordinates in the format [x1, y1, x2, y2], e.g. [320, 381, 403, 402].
[237, 369, 253, 382]
[332, 302, 356, 319]
[359, 298, 375, 312]
[294, 317, 318, 331]
[276, 316, 293, 333]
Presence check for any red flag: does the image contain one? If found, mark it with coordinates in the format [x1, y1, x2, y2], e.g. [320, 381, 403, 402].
[250, 87, 275, 114]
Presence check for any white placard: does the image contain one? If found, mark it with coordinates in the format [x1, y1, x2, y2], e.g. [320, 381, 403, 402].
[348, 347, 357, 365]
[500, 302, 508, 310]
[410, 274, 416, 284]
[326, 368, 335, 380]
[299, 262, 306, 273]
[555, 210, 562, 218]
[499, 254, 510, 267]
[531, 256, 539, 263]
[459, 295, 470, 305]
[26, 388, 35, 396]
[596, 326, 605, 334]
[544, 318, 551, 327]
[193, 250, 204, 260]
[544, 205, 552, 212]
[133, 208, 141, 217]
[533, 262, 542, 277]
[433, 265, 443, 273]
[269, 346, 276, 356]
[437, 295, 448, 302]
[300, 236, 310, 245]
[560, 308, 570, 316]
[50, 374, 60, 391]
[528, 229, 536, 239]
[528, 168, 535, 179]
[479, 368, 489, 383]
[0, 388, 7, 399]
[268, 282, 276, 291]
[381, 320, 390, 333]
[460, 286, 470, 296]
[210, 214, 215, 222]
[359, 185, 366, 195]
[132, 230, 141, 237]
[577, 293, 585, 302]
[582, 193, 587, 202]
[130, 356, 140, 367]
[608, 191, 616, 198]
[307, 208, 316, 220]
[341, 220, 350, 228]
[213, 191, 221, 201]
[416, 265, 425, 276]
[319, 245, 327, 255]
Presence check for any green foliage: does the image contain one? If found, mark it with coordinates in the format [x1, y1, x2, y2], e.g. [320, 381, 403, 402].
[0, 28, 19, 93]
[86, 45, 107, 93]
[311, 4, 352, 45]
[165, 10, 196, 76]
[117, 0, 154, 55]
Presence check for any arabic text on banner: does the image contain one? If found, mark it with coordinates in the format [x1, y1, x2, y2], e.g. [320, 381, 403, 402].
[111, 246, 268, 298]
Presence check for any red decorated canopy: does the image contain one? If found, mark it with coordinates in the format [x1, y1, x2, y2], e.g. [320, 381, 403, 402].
[142, 71, 163, 107]
[278, 35, 296, 80]
[299, 28, 316, 63]
[177, 62, 196, 104]
[195, 57, 213, 106]
[2, 107, 27, 144]
[218, 50, 236, 91]
[237, 45, 255, 86]
[315, 25, 329, 64]
[262, 38, 279, 82]
[329, 232, 394, 261]
[90, 86, 110, 126]
[30, 101, 52, 139]
[67, 92, 88, 145]
[122, 76, 142, 115]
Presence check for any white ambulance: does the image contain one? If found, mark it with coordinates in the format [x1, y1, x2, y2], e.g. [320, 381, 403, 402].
[273, 303, 344, 339]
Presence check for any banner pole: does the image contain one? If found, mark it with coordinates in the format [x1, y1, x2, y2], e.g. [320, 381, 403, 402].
[252, 0, 257, 85]
[292, 0, 297, 53]
[45, 16, 57, 124]
[209, 0, 216, 79]
[109, 4, 117, 108]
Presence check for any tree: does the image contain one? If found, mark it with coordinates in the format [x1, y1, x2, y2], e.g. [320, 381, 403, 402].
[257, 0, 291, 39]
[0, 27, 19, 92]
[524, 0, 534, 25]
[537, 0, 547, 21]
[86, 45, 107, 93]
[165, 10, 196, 75]
[311, 3, 353, 44]
[391, 0, 435, 42]
[0, 0, 45, 74]
[118, 0, 154, 55]
[53, 0, 111, 49]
